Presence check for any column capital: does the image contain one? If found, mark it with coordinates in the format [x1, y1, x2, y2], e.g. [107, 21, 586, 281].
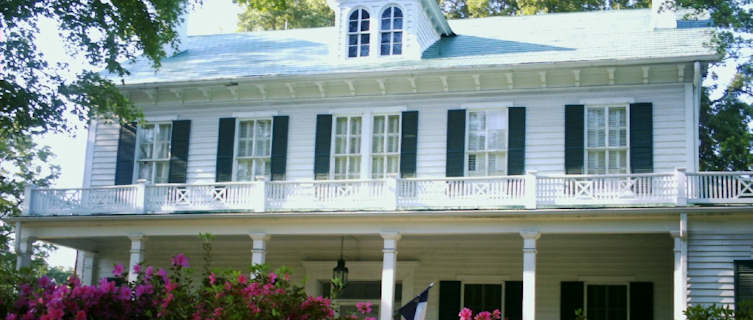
[380, 232, 402, 241]
[128, 233, 145, 241]
[520, 230, 541, 240]
[249, 233, 271, 242]
[669, 230, 686, 240]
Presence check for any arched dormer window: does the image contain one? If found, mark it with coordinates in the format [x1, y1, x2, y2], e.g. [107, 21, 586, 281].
[380, 6, 403, 56]
[348, 9, 370, 58]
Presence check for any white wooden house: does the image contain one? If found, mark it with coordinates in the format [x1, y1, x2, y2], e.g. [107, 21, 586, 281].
[9, 0, 753, 319]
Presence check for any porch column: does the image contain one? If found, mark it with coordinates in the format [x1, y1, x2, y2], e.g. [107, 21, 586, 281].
[128, 234, 145, 283]
[15, 222, 33, 271]
[521, 231, 541, 320]
[380, 232, 401, 320]
[671, 218, 688, 320]
[249, 233, 270, 266]
[76, 250, 97, 285]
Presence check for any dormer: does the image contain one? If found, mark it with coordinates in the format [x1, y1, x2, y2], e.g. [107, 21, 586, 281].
[327, 0, 453, 61]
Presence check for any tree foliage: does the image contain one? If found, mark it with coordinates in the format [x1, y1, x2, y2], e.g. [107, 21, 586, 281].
[235, 0, 334, 31]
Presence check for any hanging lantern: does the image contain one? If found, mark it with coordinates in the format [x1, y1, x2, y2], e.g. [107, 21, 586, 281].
[332, 236, 349, 288]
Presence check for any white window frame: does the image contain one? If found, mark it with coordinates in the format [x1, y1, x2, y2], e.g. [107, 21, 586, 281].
[582, 282, 631, 320]
[464, 108, 509, 177]
[584, 104, 630, 175]
[233, 118, 273, 181]
[347, 8, 371, 58]
[331, 114, 364, 180]
[379, 6, 403, 56]
[133, 122, 173, 184]
[370, 113, 401, 178]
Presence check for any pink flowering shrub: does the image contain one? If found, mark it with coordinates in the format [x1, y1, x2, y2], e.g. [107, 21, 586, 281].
[458, 307, 503, 320]
[0, 254, 376, 320]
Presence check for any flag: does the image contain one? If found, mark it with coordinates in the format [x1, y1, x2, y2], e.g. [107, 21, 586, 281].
[398, 282, 434, 320]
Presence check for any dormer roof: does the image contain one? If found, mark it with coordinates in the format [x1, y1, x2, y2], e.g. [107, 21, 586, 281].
[113, 9, 716, 86]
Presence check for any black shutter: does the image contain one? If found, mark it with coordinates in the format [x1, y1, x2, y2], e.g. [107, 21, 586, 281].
[270, 116, 289, 181]
[505, 281, 523, 320]
[561, 281, 584, 320]
[115, 122, 137, 185]
[629, 103, 654, 173]
[446, 109, 466, 177]
[215, 118, 236, 182]
[565, 105, 584, 174]
[735, 260, 753, 308]
[168, 120, 191, 183]
[439, 281, 462, 320]
[630, 282, 653, 320]
[400, 111, 419, 178]
[508, 107, 526, 175]
[314, 114, 333, 180]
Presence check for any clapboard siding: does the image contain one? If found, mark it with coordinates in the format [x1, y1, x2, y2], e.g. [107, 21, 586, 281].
[94, 233, 673, 320]
[87, 84, 690, 185]
[688, 216, 753, 307]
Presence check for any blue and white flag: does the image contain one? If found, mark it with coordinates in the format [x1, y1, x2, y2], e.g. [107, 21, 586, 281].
[398, 282, 434, 320]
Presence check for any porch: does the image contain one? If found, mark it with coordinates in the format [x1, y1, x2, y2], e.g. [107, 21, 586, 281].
[22, 170, 753, 216]
[13, 213, 691, 320]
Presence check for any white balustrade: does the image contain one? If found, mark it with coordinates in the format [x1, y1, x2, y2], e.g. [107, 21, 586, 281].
[397, 176, 527, 209]
[536, 173, 677, 207]
[22, 172, 753, 216]
[266, 179, 388, 211]
[687, 172, 753, 204]
[145, 182, 262, 213]
[29, 185, 140, 215]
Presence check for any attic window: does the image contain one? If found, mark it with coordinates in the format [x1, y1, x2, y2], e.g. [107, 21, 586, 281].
[348, 9, 370, 58]
[380, 7, 403, 56]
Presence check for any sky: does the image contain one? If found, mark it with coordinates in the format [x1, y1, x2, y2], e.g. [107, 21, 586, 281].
[42, 0, 244, 269]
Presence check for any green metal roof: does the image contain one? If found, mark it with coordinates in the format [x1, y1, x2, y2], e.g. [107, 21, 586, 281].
[115, 8, 715, 85]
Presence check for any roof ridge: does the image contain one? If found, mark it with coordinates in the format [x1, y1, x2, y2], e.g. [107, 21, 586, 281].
[446, 7, 650, 23]
[187, 25, 336, 38]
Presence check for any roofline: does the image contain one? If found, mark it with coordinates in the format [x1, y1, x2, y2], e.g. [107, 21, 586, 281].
[116, 54, 720, 89]
[421, 0, 453, 36]
[5, 206, 753, 223]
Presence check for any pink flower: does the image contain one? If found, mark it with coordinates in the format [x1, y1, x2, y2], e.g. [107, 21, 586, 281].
[475, 311, 492, 320]
[145, 266, 154, 277]
[133, 264, 141, 273]
[135, 284, 154, 297]
[6, 314, 18, 320]
[238, 274, 248, 285]
[112, 264, 124, 277]
[365, 318, 377, 320]
[157, 268, 168, 282]
[209, 272, 217, 285]
[492, 309, 502, 320]
[171, 253, 190, 268]
[75, 311, 86, 320]
[165, 280, 178, 293]
[268, 272, 278, 283]
[357, 301, 372, 314]
[459, 308, 473, 320]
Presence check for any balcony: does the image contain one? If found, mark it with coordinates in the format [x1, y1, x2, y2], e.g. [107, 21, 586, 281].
[21, 171, 753, 216]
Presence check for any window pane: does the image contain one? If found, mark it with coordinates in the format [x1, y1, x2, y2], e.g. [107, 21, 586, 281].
[361, 10, 369, 19]
[388, 115, 399, 133]
[350, 11, 359, 20]
[381, 19, 391, 30]
[348, 156, 361, 177]
[382, 7, 391, 18]
[387, 156, 399, 175]
[349, 136, 361, 153]
[351, 117, 361, 135]
[373, 136, 384, 153]
[488, 152, 506, 176]
[387, 136, 399, 153]
[469, 112, 485, 131]
[349, 21, 358, 33]
[381, 44, 390, 55]
[139, 143, 153, 159]
[349, 35, 358, 45]
[393, 8, 402, 17]
[155, 142, 170, 159]
[360, 20, 369, 31]
[587, 109, 605, 147]
[374, 116, 385, 133]
[334, 157, 346, 179]
[138, 162, 153, 181]
[394, 17, 403, 29]
[154, 162, 169, 183]
[335, 136, 346, 154]
[468, 153, 486, 176]
[348, 46, 357, 57]
[237, 159, 252, 181]
[360, 34, 370, 44]
[372, 157, 384, 178]
[253, 159, 268, 177]
[393, 31, 402, 43]
[608, 150, 627, 173]
[393, 43, 402, 55]
[469, 133, 484, 151]
[158, 124, 171, 141]
[587, 151, 606, 174]
[360, 45, 369, 56]
[336, 117, 347, 134]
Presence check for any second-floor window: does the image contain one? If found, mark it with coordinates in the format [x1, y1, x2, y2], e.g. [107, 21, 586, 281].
[585, 105, 628, 174]
[333, 116, 362, 179]
[235, 119, 272, 181]
[136, 123, 172, 183]
[467, 109, 507, 176]
[380, 7, 403, 56]
[372, 114, 401, 178]
[348, 9, 370, 58]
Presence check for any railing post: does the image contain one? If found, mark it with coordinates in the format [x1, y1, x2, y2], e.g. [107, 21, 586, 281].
[136, 179, 147, 214]
[385, 178, 399, 211]
[21, 184, 35, 216]
[254, 176, 267, 212]
[524, 171, 538, 209]
[675, 167, 688, 206]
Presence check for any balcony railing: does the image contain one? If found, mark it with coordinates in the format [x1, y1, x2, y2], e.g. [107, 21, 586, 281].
[21, 170, 753, 216]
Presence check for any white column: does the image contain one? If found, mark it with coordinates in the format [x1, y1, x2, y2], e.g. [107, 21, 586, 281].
[361, 112, 373, 179]
[15, 222, 34, 270]
[249, 233, 270, 266]
[128, 234, 145, 282]
[671, 214, 688, 320]
[380, 232, 401, 320]
[521, 231, 541, 320]
[76, 250, 97, 285]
